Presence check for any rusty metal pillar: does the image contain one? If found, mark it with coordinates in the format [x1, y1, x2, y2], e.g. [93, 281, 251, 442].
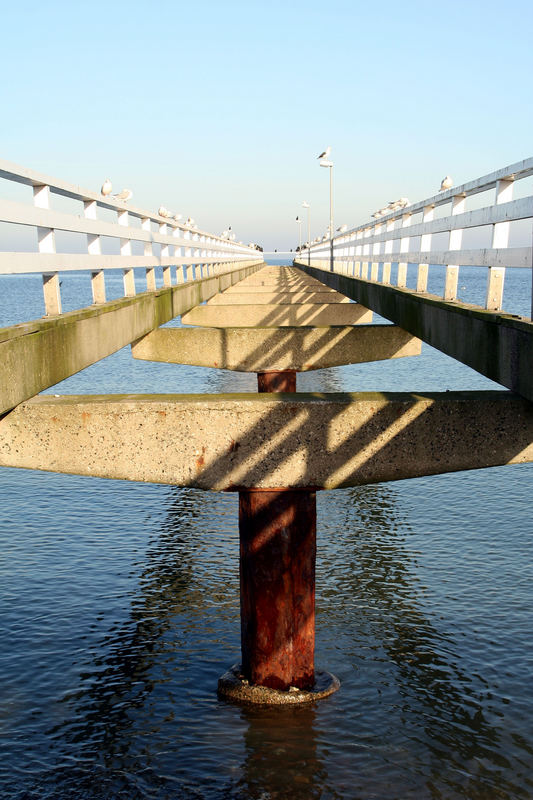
[257, 370, 296, 393]
[239, 488, 316, 690]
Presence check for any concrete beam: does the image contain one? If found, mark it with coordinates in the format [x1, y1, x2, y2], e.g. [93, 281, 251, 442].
[181, 304, 373, 327]
[0, 262, 264, 415]
[207, 292, 350, 305]
[131, 325, 421, 371]
[223, 285, 338, 293]
[1, 391, 532, 489]
[296, 263, 533, 403]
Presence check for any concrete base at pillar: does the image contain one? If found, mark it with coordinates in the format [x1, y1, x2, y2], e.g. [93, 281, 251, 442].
[218, 664, 340, 705]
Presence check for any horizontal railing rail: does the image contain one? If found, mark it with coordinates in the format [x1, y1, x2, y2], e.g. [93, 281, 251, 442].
[302, 157, 533, 317]
[0, 158, 262, 315]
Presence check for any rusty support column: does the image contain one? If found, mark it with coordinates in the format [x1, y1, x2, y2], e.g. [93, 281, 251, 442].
[257, 370, 296, 393]
[239, 488, 316, 690]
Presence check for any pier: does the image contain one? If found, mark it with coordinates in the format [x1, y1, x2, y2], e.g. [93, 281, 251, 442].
[1, 157, 533, 703]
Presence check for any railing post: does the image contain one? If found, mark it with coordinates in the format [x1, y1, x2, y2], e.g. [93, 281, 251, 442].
[42, 273, 62, 316]
[85, 199, 106, 304]
[123, 268, 136, 296]
[417, 204, 434, 293]
[416, 264, 429, 292]
[397, 262, 407, 287]
[486, 179, 513, 311]
[34, 184, 61, 315]
[382, 262, 391, 284]
[142, 217, 155, 291]
[159, 222, 172, 286]
[397, 212, 411, 288]
[445, 194, 465, 301]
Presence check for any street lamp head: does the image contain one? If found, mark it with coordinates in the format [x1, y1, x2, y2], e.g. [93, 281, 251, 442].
[302, 201, 310, 208]
[319, 159, 333, 168]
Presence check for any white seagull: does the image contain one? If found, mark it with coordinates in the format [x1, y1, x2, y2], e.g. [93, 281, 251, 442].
[317, 146, 331, 159]
[173, 213, 182, 221]
[101, 178, 112, 196]
[113, 188, 132, 202]
[440, 176, 453, 191]
[158, 206, 169, 217]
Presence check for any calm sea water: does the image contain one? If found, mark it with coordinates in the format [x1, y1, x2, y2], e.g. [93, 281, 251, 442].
[1, 263, 532, 799]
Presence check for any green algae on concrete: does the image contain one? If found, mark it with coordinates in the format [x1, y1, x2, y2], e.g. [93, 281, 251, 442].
[0, 261, 264, 415]
[296, 262, 533, 403]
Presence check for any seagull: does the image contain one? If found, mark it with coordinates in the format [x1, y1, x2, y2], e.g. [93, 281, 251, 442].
[101, 178, 112, 196]
[398, 197, 410, 208]
[337, 224, 348, 232]
[158, 206, 169, 217]
[173, 213, 182, 221]
[440, 176, 453, 191]
[113, 188, 132, 202]
[317, 146, 331, 159]
[372, 211, 383, 219]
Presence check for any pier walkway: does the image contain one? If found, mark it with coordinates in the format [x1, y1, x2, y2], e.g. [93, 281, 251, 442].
[1, 158, 533, 701]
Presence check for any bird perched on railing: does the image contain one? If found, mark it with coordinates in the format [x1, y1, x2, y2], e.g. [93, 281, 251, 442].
[158, 206, 170, 217]
[317, 146, 331, 159]
[337, 224, 348, 232]
[173, 213, 182, 222]
[113, 188, 133, 202]
[440, 176, 453, 191]
[101, 178, 112, 196]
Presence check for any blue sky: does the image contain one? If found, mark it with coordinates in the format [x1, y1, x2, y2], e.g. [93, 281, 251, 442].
[1, 0, 532, 250]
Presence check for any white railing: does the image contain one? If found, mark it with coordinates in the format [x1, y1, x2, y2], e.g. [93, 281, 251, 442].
[302, 157, 533, 317]
[0, 159, 261, 315]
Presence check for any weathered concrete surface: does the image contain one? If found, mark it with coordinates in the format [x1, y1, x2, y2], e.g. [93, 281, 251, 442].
[131, 325, 421, 371]
[295, 261, 533, 403]
[207, 291, 350, 305]
[223, 285, 338, 293]
[1, 391, 532, 489]
[181, 303, 373, 327]
[218, 664, 339, 705]
[0, 261, 264, 415]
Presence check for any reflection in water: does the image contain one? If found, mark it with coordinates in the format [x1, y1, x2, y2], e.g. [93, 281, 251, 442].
[233, 703, 342, 800]
[12, 478, 529, 799]
[317, 485, 532, 798]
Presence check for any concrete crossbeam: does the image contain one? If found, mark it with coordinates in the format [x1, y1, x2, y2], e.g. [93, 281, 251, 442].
[0, 262, 263, 415]
[181, 303, 373, 327]
[131, 325, 421, 371]
[207, 292, 350, 305]
[296, 263, 533, 403]
[1, 391, 532, 489]
[224, 285, 338, 293]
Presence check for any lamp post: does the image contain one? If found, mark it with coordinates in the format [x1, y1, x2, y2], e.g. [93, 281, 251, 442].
[302, 201, 310, 265]
[318, 154, 334, 271]
[296, 216, 302, 257]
